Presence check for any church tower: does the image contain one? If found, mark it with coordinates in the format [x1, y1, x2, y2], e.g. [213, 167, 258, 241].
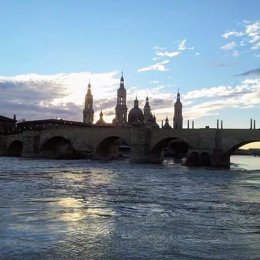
[83, 81, 94, 124]
[114, 72, 127, 126]
[173, 90, 183, 129]
[144, 96, 151, 124]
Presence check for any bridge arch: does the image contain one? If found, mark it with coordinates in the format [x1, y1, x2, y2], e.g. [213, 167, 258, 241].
[40, 136, 76, 159]
[149, 137, 191, 163]
[7, 140, 23, 156]
[94, 136, 130, 160]
[223, 140, 260, 165]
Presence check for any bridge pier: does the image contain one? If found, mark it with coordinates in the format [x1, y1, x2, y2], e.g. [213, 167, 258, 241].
[211, 149, 230, 167]
[0, 135, 7, 156]
[186, 149, 230, 167]
[130, 128, 150, 163]
[22, 131, 40, 158]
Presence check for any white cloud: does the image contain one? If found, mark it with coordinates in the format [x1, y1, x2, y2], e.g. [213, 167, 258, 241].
[220, 41, 237, 50]
[150, 80, 159, 84]
[137, 60, 170, 72]
[194, 52, 200, 57]
[252, 42, 260, 50]
[245, 21, 260, 43]
[222, 30, 244, 39]
[221, 21, 260, 56]
[232, 50, 240, 57]
[178, 39, 187, 50]
[155, 50, 181, 58]
[182, 79, 260, 119]
[151, 39, 195, 62]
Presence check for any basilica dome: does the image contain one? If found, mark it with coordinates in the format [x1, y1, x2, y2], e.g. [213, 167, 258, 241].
[128, 98, 144, 125]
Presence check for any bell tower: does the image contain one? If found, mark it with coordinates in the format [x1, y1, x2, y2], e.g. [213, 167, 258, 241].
[114, 72, 127, 126]
[144, 96, 153, 124]
[83, 81, 94, 124]
[173, 89, 183, 129]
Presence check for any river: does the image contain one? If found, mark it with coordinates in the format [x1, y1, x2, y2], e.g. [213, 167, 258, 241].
[0, 156, 259, 259]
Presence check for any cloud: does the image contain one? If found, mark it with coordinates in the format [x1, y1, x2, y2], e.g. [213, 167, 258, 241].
[178, 39, 187, 50]
[178, 39, 194, 51]
[155, 50, 181, 58]
[220, 42, 236, 50]
[150, 80, 159, 84]
[245, 21, 260, 43]
[0, 71, 119, 122]
[252, 42, 260, 50]
[221, 20, 260, 56]
[150, 39, 195, 61]
[137, 60, 170, 72]
[232, 50, 240, 57]
[222, 31, 244, 39]
[237, 68, 260, 77]
[182, 79, 260, 119]
[1, 71, 259, 126]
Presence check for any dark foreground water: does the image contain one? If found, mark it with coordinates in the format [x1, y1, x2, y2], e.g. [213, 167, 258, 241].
[0, 156, 259, 260]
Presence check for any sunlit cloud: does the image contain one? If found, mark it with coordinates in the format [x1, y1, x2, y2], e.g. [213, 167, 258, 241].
[0, 72, 259, 126]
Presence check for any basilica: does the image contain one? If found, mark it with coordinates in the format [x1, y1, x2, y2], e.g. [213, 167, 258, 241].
[83, 73, 183, 129]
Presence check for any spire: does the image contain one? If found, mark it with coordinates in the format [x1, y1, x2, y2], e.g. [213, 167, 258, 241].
[83, 79, 94, 124]
[163, 116, 172, 129]
[120, 71, 124, 82]
[134, 97, 139, 108]
[114, 71, 127, 126]
[96, 110, 106, 126]
[174, 88, 183, 129]
[87, 80, 92, 95]
[119, 71, 125, 89]
[144, 96, 150, 108]
[177, 88, 180, 101]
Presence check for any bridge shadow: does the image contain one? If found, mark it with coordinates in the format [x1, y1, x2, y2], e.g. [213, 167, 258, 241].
[40, 136, 77, 159]
[94, 136, 130, 161]
[150, 137, 190, 164]
[7, 140, 23, 157]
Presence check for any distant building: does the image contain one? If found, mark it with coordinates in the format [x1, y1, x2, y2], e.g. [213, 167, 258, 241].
[163, 117, 172, 129]
[173, 90, 183, 129]
[113, 72, 128, 126]
[0, 115, 16, 131]
[143, 97, 159, 128]
[80, 73, 181, 129]
[83, 81, 94, 124]
[96, 111, 107, 126]
[128, 97, 144, 126]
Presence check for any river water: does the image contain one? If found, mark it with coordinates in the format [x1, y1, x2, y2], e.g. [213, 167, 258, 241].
[0, 156, 259, 259]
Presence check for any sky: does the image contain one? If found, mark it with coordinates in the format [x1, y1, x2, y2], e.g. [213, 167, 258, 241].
[0, 0, 259, 135]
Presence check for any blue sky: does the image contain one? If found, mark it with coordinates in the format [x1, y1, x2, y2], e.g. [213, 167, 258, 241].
[0, 0, 259, 130]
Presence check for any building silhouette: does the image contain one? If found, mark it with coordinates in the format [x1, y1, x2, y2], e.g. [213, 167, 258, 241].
[113, 72, 128, 126]
[173, 90, 183, 129]
[82, 73, 183, 129]
[128, 97, 144, 126]
[83, 81, 94, 124]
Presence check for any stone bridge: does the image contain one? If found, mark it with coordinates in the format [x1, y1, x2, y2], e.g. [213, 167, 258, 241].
[0, 126, 259, 167]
